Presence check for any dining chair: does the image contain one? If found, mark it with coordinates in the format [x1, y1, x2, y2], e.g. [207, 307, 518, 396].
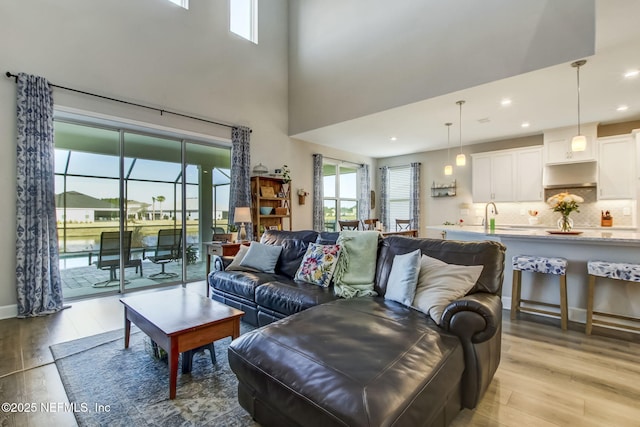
[395, 219, 411, 231]
[338, 220, 361, 231]
[362, 218, 378, 231]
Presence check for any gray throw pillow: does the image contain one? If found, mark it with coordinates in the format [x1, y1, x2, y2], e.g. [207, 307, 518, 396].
[239, 242, 283, 273]
[384, 249, 422, 306]
[225, 244, 250, 271]
[412, 255, 483, 325]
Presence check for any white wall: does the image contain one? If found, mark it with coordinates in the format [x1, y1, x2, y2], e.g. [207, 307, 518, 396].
[0, 0, 293, 314]
[288, 0, 595, 135]
[0, 0, 372, 316]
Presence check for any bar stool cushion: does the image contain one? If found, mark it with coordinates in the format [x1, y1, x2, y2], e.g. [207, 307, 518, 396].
[512, 255, 567, 275]
[587, 261, 640, 282]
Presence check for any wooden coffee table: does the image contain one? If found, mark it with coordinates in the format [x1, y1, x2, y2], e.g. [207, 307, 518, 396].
[120, 288, 244, 399]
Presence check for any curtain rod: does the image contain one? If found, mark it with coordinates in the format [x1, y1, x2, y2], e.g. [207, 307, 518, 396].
[5, 71, 250, 132]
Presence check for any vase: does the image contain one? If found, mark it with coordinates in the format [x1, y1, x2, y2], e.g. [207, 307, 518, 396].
[281, 183, 290, 197]
[557, 215, 573, 232]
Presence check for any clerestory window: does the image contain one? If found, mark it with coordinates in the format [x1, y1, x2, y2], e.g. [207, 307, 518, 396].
[167, 0, 189, 9]
[230, 0, 258, 44]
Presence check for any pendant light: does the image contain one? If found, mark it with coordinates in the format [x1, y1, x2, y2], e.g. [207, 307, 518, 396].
[455, 100, 466, 166]
[571, 60, 587, 152]
[444, 122, 453, 176]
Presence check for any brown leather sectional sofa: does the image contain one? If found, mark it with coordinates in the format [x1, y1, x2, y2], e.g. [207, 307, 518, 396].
[208, 230, 506, 427]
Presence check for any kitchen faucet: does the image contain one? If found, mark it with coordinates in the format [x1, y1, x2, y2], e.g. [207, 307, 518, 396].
[484, 202, 499, 232]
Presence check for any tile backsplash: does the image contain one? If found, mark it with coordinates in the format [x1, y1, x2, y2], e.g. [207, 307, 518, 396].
[470, 191, 636, 228]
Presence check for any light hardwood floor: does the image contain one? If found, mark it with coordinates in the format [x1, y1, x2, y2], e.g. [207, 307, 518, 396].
[1, 286, 639, 427]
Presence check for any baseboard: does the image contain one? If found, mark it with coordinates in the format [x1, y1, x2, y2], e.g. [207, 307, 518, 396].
[0, 304, 18, 319]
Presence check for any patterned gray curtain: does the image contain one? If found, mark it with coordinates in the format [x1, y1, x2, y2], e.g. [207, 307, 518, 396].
[312, 154, 324, 231]
[379, 166, 389, 231]
[357, 163, 370, 221]
[15, 73, 63, 317]
[229, 126, 252, 240]
[410, 162, 421, 232]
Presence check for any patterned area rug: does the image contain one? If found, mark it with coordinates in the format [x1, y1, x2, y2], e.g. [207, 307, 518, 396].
[50, 324, 258, 426]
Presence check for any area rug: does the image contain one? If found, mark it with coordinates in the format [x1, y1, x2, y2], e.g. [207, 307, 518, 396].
[50, 324, 258, 427]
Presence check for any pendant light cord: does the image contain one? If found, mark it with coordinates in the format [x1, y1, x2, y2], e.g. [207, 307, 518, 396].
[576, 63, 581, 135]
[457, 100, 465, 154]
[571, 60, 587, 136]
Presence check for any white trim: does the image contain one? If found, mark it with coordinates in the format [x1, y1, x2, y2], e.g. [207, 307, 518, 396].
[0, 304, 18, 320]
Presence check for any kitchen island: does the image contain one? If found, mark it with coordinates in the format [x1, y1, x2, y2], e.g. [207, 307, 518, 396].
[426, 225, 640, 334]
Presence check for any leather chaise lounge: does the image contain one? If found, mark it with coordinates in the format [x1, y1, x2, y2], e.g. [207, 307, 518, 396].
[208, 230, 506, 426]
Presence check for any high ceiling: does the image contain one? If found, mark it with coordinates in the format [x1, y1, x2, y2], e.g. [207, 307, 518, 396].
[291, 1, 640, 158]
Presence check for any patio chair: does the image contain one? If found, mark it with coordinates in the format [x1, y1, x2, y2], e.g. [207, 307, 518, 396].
[93, 231, 142, 287]
[147, 228, 182, 279]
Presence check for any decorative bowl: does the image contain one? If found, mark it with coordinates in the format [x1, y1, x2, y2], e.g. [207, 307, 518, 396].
[260, 207, 273, 215]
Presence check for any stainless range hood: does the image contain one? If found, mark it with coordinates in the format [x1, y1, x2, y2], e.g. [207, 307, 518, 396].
[543, 162, 597, 189]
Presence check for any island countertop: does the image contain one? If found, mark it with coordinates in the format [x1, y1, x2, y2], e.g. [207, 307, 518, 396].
[426, 225, 640, 245]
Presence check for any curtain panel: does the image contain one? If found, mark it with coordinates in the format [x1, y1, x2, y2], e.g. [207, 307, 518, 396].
[410, 162, 421, 232]
[312, 154, 324, 231]
[15, 73, 64, 317]
[357, 163, 370, 221]
[229, 126, 252, 240]
[379, 166, 389, 231]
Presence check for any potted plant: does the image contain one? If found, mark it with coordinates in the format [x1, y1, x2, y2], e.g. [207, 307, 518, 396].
[281, 165, 291, 196]
[228, 224, 238, 243]
[186, 245, 198, 265]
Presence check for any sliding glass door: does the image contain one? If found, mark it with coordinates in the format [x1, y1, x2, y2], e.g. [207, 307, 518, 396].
[54, 119, 230, 299]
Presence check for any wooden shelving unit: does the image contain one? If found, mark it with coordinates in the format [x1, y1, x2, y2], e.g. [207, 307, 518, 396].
[250, 176, 292, 240]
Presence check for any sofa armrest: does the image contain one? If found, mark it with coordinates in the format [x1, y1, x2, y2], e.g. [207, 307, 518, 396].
[211, 254, 235, 272]
[440, 292, 502, 409]
[440, 293, 502, 343]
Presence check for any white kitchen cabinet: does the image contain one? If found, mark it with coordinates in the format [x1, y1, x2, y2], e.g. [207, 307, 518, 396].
[472, 151, 514, 202]
[515, 147, 543, 201]
[598, 135, 635, 199]
[545, 137, 597, 164]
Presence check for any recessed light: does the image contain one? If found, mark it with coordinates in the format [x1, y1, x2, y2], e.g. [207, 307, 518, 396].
[500, 99, 512, 106]
[390, 136, 397, 141]
[624, 70, 639, 78]
[521, 122, 530, 128]
[617, 105, 629, 112]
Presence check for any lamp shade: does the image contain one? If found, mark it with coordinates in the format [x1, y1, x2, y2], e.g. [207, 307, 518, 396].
[234, 206, 252, 223]
[571, 135, 587, 152]
[456, 153, 466, 166]
[444, 164, 453, 176]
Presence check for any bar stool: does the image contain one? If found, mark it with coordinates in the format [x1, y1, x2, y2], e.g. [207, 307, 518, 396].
[511, 255, 568, 330]
[586, 261, 640, 335]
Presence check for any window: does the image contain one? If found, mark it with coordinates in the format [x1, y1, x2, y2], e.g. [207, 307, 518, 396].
[322, 162, 358, 231]
[167, 0, 189, 9]
[230, 0, 258, 43]
[54, 119, 231, 299]
[388, 166, 411, 229]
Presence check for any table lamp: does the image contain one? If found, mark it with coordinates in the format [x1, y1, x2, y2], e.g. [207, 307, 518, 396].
[234, 207, 252, 241]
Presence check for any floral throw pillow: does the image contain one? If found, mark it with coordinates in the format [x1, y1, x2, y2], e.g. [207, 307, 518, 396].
[294, 243, 342, 287]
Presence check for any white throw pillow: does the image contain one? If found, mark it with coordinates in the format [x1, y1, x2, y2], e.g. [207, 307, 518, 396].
[239, 242, 283, 273]
[412, 255, 483, 325]
[384, 249, 422, 306]
[225, 244, 250, 271]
